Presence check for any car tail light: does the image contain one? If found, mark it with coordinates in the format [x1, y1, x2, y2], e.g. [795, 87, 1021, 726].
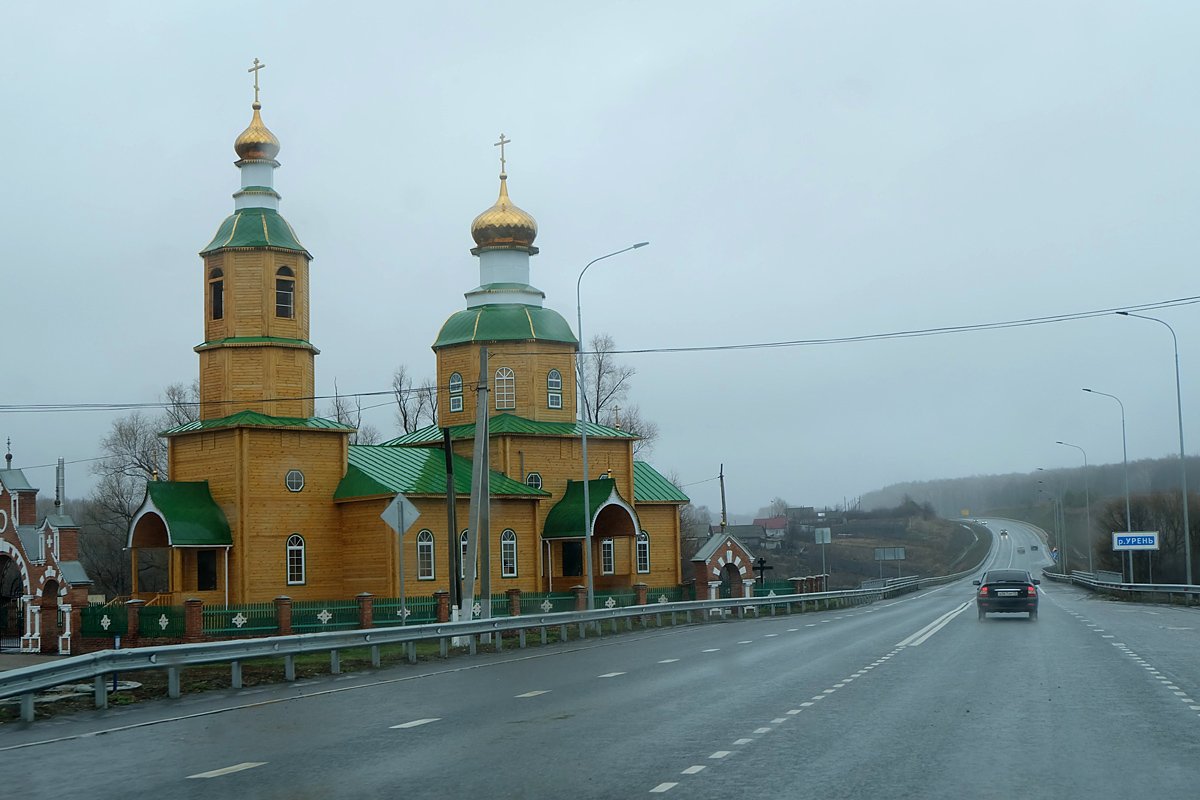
[978, 585, 988, 596]
[1027, 584, 1037, 596]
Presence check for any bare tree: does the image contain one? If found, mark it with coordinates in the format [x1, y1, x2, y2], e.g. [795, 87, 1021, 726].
[161, 380, 200, 428]
[392, 366, 438, 434]
[579, 333, 636, 424]
[601, 403, 659, 456]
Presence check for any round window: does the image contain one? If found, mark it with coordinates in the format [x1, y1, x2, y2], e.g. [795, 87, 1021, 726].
[526, 472, 543, 490]
[285, 469, 305, 492]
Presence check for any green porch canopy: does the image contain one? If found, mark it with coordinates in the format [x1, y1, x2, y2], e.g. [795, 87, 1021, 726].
[542, 478, 639, 539]
[128, 481, 233, 547]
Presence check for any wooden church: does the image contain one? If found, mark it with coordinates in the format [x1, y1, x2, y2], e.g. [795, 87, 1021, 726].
[126, 72, 688, 607]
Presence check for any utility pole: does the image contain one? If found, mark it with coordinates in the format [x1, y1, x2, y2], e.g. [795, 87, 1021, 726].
[442, 426, 460, 610]
[463, 347, 491, 620]
[719, 464, 728, 533]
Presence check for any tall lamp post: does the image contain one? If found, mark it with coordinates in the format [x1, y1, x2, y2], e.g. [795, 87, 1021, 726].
[1037, 467, 1067, 573]
[577, 242, 649, 609]
[1083, 388, 1133, 581]
[1117, 311, 1192, 586]
[1056, 440, 1094, 574]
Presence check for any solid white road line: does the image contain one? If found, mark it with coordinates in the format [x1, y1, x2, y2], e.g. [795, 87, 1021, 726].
[895, 601, 971, 648]
[515, 690, 550, 698]
[187, 762, 267, 779]
[390, 718, 440, 729]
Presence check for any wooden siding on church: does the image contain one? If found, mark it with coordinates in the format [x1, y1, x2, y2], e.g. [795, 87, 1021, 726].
[634, 504, 683, 586]
[435, 340, 577, 424]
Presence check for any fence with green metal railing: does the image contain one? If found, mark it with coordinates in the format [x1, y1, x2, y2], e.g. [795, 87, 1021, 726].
[373, 596, 438, 626]
[81, 604, 128, 638]
[645, 586, 685, 604]
[138, 606, 186, 638]
[203, 603, 279, 637]
[753, 581, 796, 597]
[519, 591, 575, 614]
[291, 599, 359, 632]
[594, 591, 637, 609]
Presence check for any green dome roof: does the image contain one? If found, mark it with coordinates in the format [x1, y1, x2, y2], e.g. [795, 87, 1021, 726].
[200, 207, 309, 256]
[433, 304, 577, 349]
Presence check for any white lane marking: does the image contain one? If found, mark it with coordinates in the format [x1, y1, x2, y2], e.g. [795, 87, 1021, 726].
[811, 695, 826, 701]
[710, 751, 731, 759]
[788, 709, 803, 714]
[852, 672, 865, 677]
[771, 718, 787, 724]
[737, 641, 753, 645]
[598, 672, 626, 678]
[754, 727, 771, 734]
[1102, 635, 1115, 639]
[833, 683, 846, 688]
[764, 633, 779, 638]
[819, 620, 832, 624]
[1190, 706, 1200, 711]
[650, 782, 678, 793]
[702, 648, 720, 653]
[390, 718, 440, 729]
[187, 762, 267, 779]
[799, 702, 814, 707]
[1173, 691, 1188, 696]
[805, 624, 817, 627]
[515, 690, 550, 698]
[734, 738, 754, 745]
[786, 628, 799, 632]
[896, 602, 971, 647]
[658, 659, 680, 664]
[822, 689, 836, 694]
[682, 766, 706, 775]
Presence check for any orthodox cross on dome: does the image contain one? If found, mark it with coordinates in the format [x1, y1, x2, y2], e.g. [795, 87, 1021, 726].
[494, 133, 511, 176]
[248, 58, 266, 104]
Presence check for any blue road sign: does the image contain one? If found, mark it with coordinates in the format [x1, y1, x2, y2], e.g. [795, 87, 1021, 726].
[1112, 532, 1159, 551]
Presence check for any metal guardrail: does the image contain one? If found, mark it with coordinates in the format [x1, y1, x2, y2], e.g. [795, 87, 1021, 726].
[1041, 569, 1200, 604]
[1, 580, 942, 722]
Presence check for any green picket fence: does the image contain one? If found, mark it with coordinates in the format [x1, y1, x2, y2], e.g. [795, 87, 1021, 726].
[291, 600, 359, 632]
[138, 606, 185, 638]
[645, 586, 685, 604]
[754, 581, 796, 597]
[373, 596, 438, 626]
[594, 591, 637, 609]
[81, 604, 128, 638]
[520, 591, 575, 614]
[203, 603, 279, 637]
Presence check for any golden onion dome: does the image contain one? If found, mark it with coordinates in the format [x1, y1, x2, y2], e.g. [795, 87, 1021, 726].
[470, 174, 538, 250]
[234, 102, 280, 160]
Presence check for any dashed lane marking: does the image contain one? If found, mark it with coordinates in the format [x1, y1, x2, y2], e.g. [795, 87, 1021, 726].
[754, 727, 772, 734]
[515, 690, 550, 698]
[598, 672, 626, 678]
[187, 762, 267, 779]
[390, 718, 440, 729]
[702, 648, 720, 653]
[650, 782, 678, 793]
[771, 718, 787, 724]
[681, 766, 706, 775]
[709, 751, 731, 759]
[734, 738, 754, 745]
[658, 659, 680, 664]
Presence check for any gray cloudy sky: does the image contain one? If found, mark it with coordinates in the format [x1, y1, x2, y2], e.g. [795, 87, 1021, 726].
[4, 2, 1200, 516]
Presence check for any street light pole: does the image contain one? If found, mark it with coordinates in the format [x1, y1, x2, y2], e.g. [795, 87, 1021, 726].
[1117, 311, 1192, 586]
[1038, 467, 1067, 573]
[1056, 440, 1094, 574]
[576, 242, 649, 610]
[1083, 388, 1133, 581]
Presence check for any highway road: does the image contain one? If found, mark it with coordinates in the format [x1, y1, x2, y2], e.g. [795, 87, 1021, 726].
[4, 520, 1199, 798]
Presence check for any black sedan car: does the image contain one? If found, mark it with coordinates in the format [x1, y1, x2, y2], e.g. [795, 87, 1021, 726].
[974, 569, 1039, 620]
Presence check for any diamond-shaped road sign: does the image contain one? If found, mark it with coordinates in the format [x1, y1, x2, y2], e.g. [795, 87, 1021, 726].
[381, 492, 421, 536]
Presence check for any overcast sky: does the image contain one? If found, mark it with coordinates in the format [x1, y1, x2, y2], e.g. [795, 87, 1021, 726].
[4, 2, 1200, 517]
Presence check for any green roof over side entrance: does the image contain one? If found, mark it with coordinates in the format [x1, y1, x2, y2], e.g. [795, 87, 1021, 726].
[200, 207, 309, 256]
[542, 478, 621, 539]
[633, 461, 689, 503]
[162, 409, 355, 437]
[139, 482, 232, 546]
[433, 304, 577, 349]
[383, 413, 633, 447]
[335, 444, 549, 500]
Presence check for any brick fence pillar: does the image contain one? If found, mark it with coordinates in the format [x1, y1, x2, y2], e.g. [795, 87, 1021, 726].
[184, 598, 204, 642]
[818, 574, 829, 592]
[790, 577, 806, 595]
[571, 585, 587, 611]
[633, 583, 648, 605]
[274, 596, 292, 635]
[125, 599, 145, 645]
[506, 588, 521, 616]
[434, 590, 450, 623]
[357, 593, 374, 629]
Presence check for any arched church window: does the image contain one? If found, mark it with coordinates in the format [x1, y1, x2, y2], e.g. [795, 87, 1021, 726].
[286, 534, 306, 585]
[525, 472, 542, 490]
[416, 530, 435, 580]
[495, 367, 515, 410]
[501, 529, 518, 578]
[636, 531, 650, 573]
[275, 266, 295, 319]
[209, 268, 224, 321]
[547, 369, 562, 409]
[449, 372, 464, 413]
[600, 538, 615, 575]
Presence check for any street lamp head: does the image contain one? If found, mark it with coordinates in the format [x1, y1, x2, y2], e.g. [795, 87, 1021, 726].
[1055, 440, 1065, 445]
[1116, 311, 1130, 316]
[1082, 388, 1093, 393]
[632, 241, 649, 249]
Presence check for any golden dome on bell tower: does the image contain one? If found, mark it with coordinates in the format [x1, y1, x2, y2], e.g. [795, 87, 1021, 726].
[470, 134, 538, 253]
[234, 102, 281, 161]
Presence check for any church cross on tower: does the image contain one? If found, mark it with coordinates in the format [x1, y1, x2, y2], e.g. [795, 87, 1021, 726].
[248, 58, 266, 104]
[494, 133, 511, 176]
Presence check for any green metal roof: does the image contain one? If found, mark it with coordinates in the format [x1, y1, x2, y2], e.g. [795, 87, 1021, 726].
[384, 413, 634, 447]
[194, 336, 319, 353]
[131, 481, 233, 547]
[542, 478, 635, 539]
[200, 207, 309, 256]
[335, 444, 548, 500]
[433, 304, 577, 349]
[633, 461, 689, 503]
[162, 409, 355, 437]
[0, 469, 34, 492]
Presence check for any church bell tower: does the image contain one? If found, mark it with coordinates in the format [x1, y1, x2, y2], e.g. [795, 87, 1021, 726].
[196, 59, 317, 420]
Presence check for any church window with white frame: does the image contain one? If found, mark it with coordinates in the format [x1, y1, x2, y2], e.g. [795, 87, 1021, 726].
[449, 372, 464, 413]
[286, 534, 306, 585]
[547, 369, 562, 409]
[525, 472, 542, 490]
[601, 538, 614, 575]
[636, 531, 650, 573]
[501, 529, 518, 578]
[495, 367, 515, 410]
[416, 530, 435, 580]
